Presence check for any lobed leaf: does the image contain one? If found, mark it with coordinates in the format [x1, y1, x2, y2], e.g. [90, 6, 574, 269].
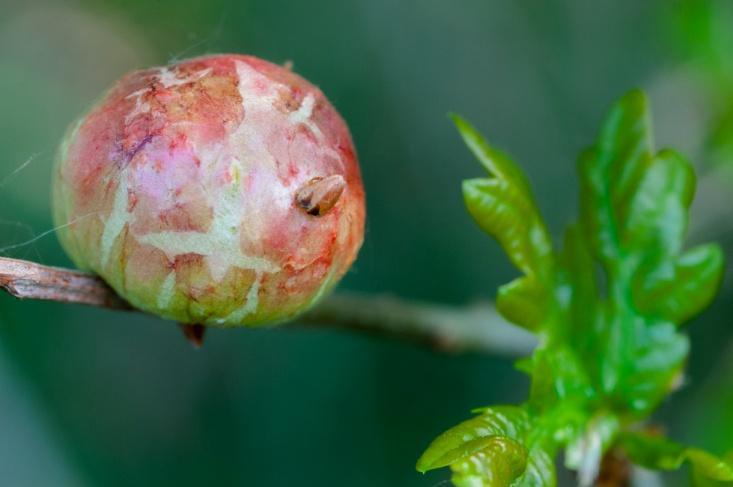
[449, 437, 528, 487]
[621, 432, 733, 483]
[496, 277, 547, 332]
[557, 225, 598, 343]
[577, 90, 717, 415]
[452, 114, 535, 201]
[621, 320, 689, 414]
[579, 90, 653, 263]
[448, 442, 556, 487]
[423, 91, 725, 487]
[457, 115, 553, 288]
[417, 406, 530, 473]
[634, 243, 724, 325]
[514, 448, 556, 487]
[622, 149, 695, 258]
[463, 178, 548, 277]
[527, 346, 592, 411]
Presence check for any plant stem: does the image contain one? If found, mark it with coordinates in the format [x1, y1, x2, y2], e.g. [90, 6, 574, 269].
[0, 257, 130, 309]
[299, 291, 534, 355]
[594, 449, 631, 487]
[0, 256, 535, 355]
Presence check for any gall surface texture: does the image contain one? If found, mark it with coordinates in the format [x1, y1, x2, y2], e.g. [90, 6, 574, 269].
[53, 54, 365, 326]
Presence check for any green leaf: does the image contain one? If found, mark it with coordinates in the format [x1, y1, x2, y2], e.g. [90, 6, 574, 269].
[463, 178, 550, 279]
[576, 89, 714, 415]
[496, 277, 547, 332]
[449, 437, 528, 487]
[425, 91, 725, 487]
[417, 406, 530, 473]
[577, 91, 699, 278]
[457, 115, 553, 285]
[622, 321, 688, 414]
[557, 225, 598, 343]
[527, 346, 591, 411]
[452, 114, 535, 200]
[621, 432, 733, 482]
[622, 149, 695, 258]
[448, 441, 556, 487]
[579, 89, 653, 263]
[514, 448, 556, 487]
[693, 453, 733, 487]
[635, 243, 724, 325]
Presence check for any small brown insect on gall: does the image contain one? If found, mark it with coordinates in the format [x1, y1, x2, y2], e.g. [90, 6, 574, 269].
[295, 175, 346, 216]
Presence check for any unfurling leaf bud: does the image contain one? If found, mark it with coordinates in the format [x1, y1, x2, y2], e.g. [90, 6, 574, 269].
[53, 54, 365, 327]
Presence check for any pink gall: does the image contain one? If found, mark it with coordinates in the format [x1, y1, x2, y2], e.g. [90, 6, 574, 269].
[53, 54, 365, 327]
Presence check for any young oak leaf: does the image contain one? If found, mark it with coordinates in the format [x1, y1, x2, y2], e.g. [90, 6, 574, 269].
[622, 149, 695, 257]
[449, 437, 528, 487]
[555, 225, 599, 356]
[620, 320, 689, 413]
[619, 147, 721, 325]
[634, 243, 724, 325]
[419, 90, 724, 487]
[452, 114, 536, 202]
[449, 442, 556, 487]
[463, 178, 546, 277]
[495, 276, 548, 332]
[514, 448, 556, 487]
[579, 89, 654, 263]
[416, 406, 531, 473]
[417, 406, 557, 487]
[620, 431, 733, 484]
[577, 90, 719, 415]
[579, 91, 722, 318]
[457, 115, 553, 332]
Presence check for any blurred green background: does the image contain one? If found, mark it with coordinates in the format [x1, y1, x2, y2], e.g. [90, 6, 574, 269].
[1, 0, 731, 485]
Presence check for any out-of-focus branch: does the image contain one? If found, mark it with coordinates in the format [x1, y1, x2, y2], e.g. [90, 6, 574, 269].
[0, 256, 535, 355]
[299, 292, 534, 355]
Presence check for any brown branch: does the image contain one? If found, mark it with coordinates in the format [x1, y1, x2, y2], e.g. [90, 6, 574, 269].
[0, 256, 535, 355]
[594, 449, 631, 487]
[0, 257, 131, 310]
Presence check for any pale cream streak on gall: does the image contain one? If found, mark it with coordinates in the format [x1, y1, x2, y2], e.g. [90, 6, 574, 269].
[157, 271, 177, 309]
[220, 270, 264, 324]
[288, 94, 323, 140]
[135, 169, 280, 282]
[100, 169, 131, 267]
[288, 93, 344, 169]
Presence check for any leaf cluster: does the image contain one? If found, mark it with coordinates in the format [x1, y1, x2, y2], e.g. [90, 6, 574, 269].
[417, 91, 731, 486]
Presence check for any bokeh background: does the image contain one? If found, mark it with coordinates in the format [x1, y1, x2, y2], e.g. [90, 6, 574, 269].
[1, 0, 732, 485]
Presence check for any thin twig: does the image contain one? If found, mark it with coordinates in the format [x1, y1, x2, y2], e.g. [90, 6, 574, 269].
[0, 257, 130, 310]
[0, 256, 535, 355]
[299, 292, 534, 355]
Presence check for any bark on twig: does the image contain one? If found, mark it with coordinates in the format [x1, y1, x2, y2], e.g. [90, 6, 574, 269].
[0, 257, 131, 310]
[0, 256, 535, 356]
